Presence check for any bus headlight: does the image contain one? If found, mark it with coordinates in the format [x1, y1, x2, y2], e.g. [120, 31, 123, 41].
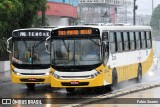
[89, 71, 101, 79]
[45, 72, 50, 76]
[13, 70, 21, 76]
[52, 72, 61, 79]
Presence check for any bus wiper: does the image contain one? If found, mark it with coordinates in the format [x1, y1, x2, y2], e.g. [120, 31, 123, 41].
[33, 40, 44, 48]
[88, 38, 101, 46]
[62, 40, 70, 52]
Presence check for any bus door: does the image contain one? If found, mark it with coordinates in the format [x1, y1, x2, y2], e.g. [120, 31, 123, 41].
[109, 32, 117, 68]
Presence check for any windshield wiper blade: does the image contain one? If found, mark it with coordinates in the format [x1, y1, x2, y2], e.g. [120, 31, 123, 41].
[88, 38, 100, 46]
[62, 40, 70, 52]
[32, 40, 44, 48]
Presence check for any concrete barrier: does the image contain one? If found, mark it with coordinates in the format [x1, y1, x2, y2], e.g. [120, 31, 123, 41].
[0, 61, 10, 72]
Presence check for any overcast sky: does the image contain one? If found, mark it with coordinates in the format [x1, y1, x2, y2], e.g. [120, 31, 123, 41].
[136, 0, 160, 15]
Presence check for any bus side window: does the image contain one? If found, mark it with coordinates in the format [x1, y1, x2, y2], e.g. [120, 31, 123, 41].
[141, 31, 146, 49]
[129, 32, 135, 51]
[116, 32, 123, 52]
[123, 32, 129, 51]
[102, 32, 108, 42]
[135, 32, 141, 50]
[146, 31, 152, 49]
[109, 32, 117, 53]
[139, 32, 142, 49]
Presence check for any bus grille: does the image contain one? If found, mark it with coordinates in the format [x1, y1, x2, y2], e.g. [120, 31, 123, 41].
[20, 79, 45, 82]
[61, 82, 89, 86]
[20, 73, 45, 75]
[61, 76, 90, 79]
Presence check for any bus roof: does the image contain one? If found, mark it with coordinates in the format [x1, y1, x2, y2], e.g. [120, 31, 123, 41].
[51, 25, 151, 31]
[100, 26, 151, 31]
[41, 26, 57, 28]
[13, 28, 53, 32]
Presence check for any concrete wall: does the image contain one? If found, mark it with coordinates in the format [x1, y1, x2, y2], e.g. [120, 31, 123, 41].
[0, 61, 10, 72]
[47, 16, 69, 26]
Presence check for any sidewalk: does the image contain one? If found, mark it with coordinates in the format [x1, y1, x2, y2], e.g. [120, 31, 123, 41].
[0, 70, 11, 83]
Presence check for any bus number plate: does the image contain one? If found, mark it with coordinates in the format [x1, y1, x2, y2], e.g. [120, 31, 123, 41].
[28, 78, 36, 81]
[70, 81, 79, 85]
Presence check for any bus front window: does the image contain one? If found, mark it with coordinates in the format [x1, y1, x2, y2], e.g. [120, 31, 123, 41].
[51, 39, 101, 66]
[13, 40, 50, 64]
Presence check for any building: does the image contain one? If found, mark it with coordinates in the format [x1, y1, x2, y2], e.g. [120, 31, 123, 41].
[78, 0, 132, 24]
[48, 0, 78, 6]
[39, 0, 78, 26]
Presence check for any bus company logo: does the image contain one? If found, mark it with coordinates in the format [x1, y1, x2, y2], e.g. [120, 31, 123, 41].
[19, 32, 49, 37]
[2, 99, 11, 104]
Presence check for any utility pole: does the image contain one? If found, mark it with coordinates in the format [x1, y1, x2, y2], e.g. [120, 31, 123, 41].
[133, 0, 137, 25]
[152, 0, 154, 14]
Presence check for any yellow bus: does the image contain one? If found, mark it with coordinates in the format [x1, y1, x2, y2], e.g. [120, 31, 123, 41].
[45, 26, 153, 93]
[7, 28, 53, 90]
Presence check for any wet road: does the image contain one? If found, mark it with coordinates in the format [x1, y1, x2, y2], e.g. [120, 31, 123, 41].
[86, 83, 160, 107]
[0, 41, 160, 107]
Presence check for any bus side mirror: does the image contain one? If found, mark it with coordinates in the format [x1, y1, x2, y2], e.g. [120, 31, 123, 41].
[45, 36, 51, 54]
[7, 37, 12, 54]
[102, 41, 109, 58]
[102, 41, 107, 51]
[102, 41, 106, 58]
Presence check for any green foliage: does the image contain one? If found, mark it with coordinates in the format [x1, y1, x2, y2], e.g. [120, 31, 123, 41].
[150, 5, 160, 36]
[18, 0, 47, 28]
[150, 4, 160, 30]
[0, 0, 23, 55]
[0, 0, 47, 58]
[33, 16, 49, 27]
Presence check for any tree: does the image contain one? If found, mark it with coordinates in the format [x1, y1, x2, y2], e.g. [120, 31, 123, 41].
[0, 0, 47, 60]
[150, 4, 160, 30]
[0, 0, 23, 57]
[150, 4, 160, 39]
[18, 0, 47, 28]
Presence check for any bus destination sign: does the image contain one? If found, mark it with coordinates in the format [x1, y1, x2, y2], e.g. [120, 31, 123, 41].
[13, 31, 50, 37]
[58, 29, 92, 36]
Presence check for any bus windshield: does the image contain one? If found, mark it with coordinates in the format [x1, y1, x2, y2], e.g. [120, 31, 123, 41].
[51, 38, 101, 66]
[13, 40, 50, 64]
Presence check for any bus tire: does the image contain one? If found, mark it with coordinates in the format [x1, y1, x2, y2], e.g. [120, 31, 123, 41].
[66, 88, 75, 93]
[110, 68, 118, 91]
[136, 64, 142, 83]
[26, 83, 35, 90]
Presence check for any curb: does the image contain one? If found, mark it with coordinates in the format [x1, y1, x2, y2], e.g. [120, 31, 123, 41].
[0, 70, 10, 73]
[0, 70, 11, 83]
[64, 82, 160, 107]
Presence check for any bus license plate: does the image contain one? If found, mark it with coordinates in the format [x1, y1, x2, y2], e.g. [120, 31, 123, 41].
[28, 78, 36, 81]
[70, 81, 79, 85]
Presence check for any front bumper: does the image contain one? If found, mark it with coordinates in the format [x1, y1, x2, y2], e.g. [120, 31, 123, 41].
[11, 71, 51, 84]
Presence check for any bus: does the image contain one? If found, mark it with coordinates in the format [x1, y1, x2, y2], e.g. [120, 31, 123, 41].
[45, 26, 153, 93]
[7, 28, 53, 90]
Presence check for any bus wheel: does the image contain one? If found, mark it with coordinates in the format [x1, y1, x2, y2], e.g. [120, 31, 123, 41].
[136, 65, 142, 83]
[66, 88, 75, 93]
[26, 83, 35, 90]
[110, 69, 118, 91]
